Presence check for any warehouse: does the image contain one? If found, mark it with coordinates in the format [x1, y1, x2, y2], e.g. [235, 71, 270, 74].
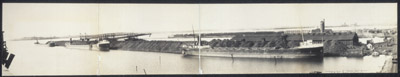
[231, 32, 359, 46]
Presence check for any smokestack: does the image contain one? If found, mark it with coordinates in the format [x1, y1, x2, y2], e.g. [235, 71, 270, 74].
[320, 19, 325, 33]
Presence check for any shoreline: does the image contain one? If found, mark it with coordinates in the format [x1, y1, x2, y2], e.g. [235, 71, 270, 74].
[379, 44, 397, 73]
[379, 55, 398, 73]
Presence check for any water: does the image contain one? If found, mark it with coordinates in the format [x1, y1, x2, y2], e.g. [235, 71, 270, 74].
[3, 40, 389, 75]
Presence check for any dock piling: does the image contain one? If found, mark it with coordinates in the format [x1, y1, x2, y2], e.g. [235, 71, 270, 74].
[159, 56, 161, 65]
[274, 56, 277, 65]
[143, 69, 147, 75]
[231, 54, 234, 63]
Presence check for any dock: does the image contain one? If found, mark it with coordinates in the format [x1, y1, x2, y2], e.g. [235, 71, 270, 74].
[379, 44, 397, 73]
[380, 55, 397, 73]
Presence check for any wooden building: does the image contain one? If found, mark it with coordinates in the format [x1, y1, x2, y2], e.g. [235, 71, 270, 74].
[231, 32, 359, 46]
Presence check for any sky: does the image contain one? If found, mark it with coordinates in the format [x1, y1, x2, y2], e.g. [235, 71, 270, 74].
[2, 3, 397, 40]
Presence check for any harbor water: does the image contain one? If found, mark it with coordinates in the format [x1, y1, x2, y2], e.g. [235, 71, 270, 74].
[3, 40, 389, 75]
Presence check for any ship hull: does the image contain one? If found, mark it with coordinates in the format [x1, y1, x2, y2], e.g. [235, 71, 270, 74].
[97, 43, 110, 51]
[183, 47, 323, 58]
[64, 43, 109, 51]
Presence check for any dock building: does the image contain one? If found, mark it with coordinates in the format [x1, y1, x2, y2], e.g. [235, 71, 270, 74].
[232, 19, 359, 46]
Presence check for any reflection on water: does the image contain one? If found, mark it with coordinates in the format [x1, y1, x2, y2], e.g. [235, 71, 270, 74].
[184, 55, 324, 74]
[4, 40, 388, 75]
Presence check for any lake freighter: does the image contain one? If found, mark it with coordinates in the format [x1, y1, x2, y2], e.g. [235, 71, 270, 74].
[181, 40, 323, 58]
[181, 20, 325, 58]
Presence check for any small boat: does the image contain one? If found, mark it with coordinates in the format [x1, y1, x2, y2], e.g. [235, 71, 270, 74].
[97, 40, 110, 51]
[34, 42, 40, 44]
[371, 51, 380, 57]
[48, 41, 56, 47]
[34, 40, 40, 44]
[34, 37, 40, 44]
[310, 71, 322, 74]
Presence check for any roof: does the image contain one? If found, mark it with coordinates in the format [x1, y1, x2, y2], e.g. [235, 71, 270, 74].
[286, 33, 356, 40]
[231, 36, 281, 41]
[231, 32, 357, 41]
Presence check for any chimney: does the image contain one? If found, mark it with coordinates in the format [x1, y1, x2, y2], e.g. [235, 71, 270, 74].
[320, 19, 325, 33]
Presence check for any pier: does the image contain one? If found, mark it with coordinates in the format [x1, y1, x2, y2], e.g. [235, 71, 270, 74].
[77, 32, 152, 41]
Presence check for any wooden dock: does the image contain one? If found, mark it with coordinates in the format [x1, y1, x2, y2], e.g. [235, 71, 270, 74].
[380, 55, 397, 73]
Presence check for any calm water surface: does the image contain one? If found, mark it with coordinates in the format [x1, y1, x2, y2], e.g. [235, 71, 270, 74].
[3, 40, 389, 75]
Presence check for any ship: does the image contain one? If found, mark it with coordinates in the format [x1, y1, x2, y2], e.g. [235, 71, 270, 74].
[48, 41, 57, 47]
[34, 39, 40, 44]
[371, 51, 380, 57]
[97, 40, 110, 51]
[180, 20, 325, 58]
[181, 40, 323, 58]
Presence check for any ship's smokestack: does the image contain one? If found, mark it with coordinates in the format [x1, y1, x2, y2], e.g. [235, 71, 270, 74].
[320, 19, 325, 33]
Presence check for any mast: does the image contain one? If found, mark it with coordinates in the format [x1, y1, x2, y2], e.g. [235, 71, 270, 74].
[80, 33, 82, 40]
[321, 19, 325, 33]
[84, 33, 87, 40]
[34, 36, 38, 42]
[192, 25, 196, 42]
[300, 25, 305, 42]
[321, 19, 325, 44]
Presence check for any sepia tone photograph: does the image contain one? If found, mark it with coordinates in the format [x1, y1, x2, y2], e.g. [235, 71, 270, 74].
[1, 3, 397, 75]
